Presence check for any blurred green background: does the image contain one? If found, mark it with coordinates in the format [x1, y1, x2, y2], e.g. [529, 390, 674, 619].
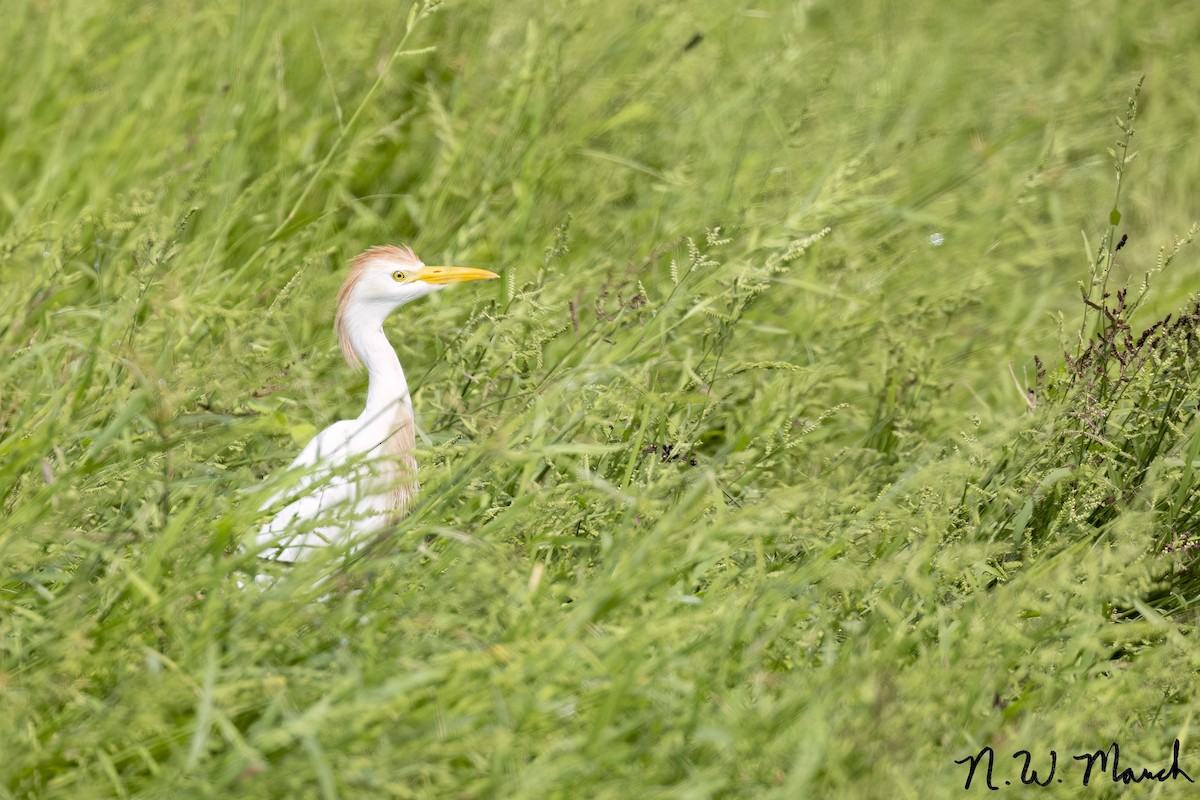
[3, 0, 1200, 797]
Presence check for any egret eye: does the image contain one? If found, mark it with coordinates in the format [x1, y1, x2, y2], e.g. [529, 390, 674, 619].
[392, 270, 407, 282]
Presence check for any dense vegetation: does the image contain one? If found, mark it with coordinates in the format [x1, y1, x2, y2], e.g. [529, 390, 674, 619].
[3, 1, 1200, 797]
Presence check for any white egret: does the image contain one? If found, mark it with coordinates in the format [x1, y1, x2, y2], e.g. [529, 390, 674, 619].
[256, 245, 498, 562]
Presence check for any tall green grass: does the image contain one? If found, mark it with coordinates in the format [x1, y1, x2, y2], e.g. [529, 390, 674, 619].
[4, 0, 1200, 797]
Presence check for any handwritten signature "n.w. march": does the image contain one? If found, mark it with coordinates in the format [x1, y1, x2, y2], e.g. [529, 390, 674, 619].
[955, 740, 1194, 790]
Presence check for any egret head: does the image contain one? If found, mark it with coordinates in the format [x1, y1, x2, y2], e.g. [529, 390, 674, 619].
[335, 245, 499, 366]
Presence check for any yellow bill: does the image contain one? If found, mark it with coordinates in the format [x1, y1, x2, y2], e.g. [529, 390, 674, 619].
[415, 266, 500, 284]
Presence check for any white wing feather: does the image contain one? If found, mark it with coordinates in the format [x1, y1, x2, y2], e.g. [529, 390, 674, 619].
[255, 419, 389, 562]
